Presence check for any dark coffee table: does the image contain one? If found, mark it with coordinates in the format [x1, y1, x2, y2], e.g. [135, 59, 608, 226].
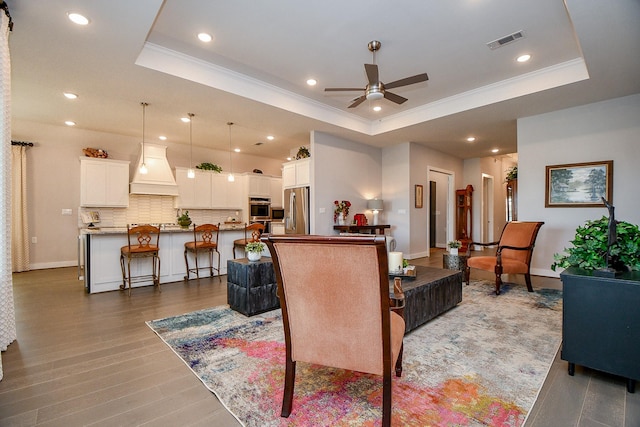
[390, 266, 462, 333]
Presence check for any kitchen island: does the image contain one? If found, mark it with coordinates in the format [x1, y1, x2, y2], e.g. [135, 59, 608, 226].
[80, 225, 258, 293]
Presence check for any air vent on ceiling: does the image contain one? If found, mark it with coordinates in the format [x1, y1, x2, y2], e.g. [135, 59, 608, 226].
[255, 142, 263, 146]
[487, 30, 525, 50]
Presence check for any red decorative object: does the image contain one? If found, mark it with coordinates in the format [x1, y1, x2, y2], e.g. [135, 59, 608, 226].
[354, 213, 368, 226]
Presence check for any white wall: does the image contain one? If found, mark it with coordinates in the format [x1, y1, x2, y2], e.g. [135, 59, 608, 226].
[310, 131, 382, 236]
[12, 119, 283, 269]
[518, 93, 640, 277]
[410, 144, 464, 258]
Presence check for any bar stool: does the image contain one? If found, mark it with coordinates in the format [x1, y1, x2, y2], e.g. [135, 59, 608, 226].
[233, 222, 265, 258]
[184, 223, 221, 281]
[120, 224, 161, 296]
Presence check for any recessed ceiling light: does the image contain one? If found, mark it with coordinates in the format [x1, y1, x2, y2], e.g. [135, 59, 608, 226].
[466, 137, 476, 142]
[286, 157, 292, 161]
[373, 106, 382, 112]
[65, 120, 76, 126]
[63, 92, 78, 99]
[159, 136, 167, 141]
[516, 54, 531, 63]
[67, 12, 89, 26]
[181, 117, 191, 123]
[306, 79, 317, 86]
[197, 32, 212, 43]
[491, 148, 499, 153]
[266, 135, 274, 141]
[234, 148, 241, 153]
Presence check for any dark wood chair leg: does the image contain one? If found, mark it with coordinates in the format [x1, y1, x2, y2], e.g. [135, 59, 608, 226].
[524, 273, 534, 292]
[281, 359, 296, 417]
[395, 344, 403, 378]
[465, 266, 470, 285]
[382, 370, 392, 427]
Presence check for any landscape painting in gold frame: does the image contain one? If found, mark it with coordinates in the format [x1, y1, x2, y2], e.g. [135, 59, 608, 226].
[545, 160, 613, 207]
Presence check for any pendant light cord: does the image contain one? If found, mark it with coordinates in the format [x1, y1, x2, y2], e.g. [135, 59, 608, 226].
[141, 102, 148, 169]
[188, 113, 195, 169]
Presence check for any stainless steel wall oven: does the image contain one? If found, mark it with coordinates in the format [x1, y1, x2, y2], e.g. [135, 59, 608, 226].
[249, 197, 271, 221]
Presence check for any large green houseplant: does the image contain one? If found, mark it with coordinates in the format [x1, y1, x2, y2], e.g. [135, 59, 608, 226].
[551, 216, 640, 272]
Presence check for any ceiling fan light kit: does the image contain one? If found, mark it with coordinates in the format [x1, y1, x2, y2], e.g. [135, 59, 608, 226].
[325, 40, 429, 109]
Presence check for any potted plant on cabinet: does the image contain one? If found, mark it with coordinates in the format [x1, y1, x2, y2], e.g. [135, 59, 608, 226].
[447, 240, 462, 255]
[552, 207, 640, 393]
[245, 241, 265, 262]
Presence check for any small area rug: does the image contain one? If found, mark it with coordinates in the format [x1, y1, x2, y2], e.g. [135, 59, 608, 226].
[147, 281, 562, 426]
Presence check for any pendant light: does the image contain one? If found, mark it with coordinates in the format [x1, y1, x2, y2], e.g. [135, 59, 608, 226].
[227, 121, 235, 182]
[187, 113, 195, 179]
[139, 102, 148, 175]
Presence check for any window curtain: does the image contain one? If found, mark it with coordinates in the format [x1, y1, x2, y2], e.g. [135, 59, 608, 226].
[0, 10, 17, 381]
[11, 145, 29, 272]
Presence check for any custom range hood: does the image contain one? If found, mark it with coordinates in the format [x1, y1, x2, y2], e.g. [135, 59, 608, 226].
[130, 143, 179, 196]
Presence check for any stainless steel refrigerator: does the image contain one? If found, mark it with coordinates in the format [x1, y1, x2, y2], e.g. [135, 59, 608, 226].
[284, 187, 310, 234]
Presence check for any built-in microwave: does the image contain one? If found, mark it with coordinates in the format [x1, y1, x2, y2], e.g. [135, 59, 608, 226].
[249, 197, 271, 220]
[271, 208, 285, 221]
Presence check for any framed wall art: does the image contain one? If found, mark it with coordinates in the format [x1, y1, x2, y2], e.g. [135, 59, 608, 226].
[545, 160, 613, 207]
[415, 184, 423, 209]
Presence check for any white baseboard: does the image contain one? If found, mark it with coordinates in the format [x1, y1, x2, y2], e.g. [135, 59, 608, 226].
[28, 261, 77, 271]
[531, 267, 561, 278]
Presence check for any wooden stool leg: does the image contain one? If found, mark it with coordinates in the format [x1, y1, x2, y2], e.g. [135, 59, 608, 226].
[184, 249, 190, 280]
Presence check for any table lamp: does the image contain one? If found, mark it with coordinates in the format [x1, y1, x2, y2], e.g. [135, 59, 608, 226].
[367, 199, 384, 226]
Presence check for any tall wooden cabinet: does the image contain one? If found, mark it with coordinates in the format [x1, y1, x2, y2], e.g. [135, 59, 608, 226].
[456, 185, 473, 251]
[506, 179, 517, 221]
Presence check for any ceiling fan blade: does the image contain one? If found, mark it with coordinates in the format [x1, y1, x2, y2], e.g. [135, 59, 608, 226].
[325, 87, 365, 92]
[348, 95, 367, 108]
[384, 91, 408, 105]
[364, 64, 379, 86]
[385, 73, 429, 89]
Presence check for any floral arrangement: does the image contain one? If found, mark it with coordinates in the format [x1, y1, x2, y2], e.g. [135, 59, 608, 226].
[333, 200, 351, 222]
[447, 240, 462, 249]
[245, 241, 265, 253]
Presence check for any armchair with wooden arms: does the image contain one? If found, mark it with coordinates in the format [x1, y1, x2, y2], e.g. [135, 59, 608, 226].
[263, 235, 405, 427]
[466, 221, 544, 295]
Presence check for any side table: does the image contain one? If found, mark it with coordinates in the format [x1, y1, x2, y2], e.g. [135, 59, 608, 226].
[227, 258, 280, 316]
[443, 252, 469, 283]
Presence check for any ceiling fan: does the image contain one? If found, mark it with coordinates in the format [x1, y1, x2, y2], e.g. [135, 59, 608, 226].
[325, 40, 429, 108]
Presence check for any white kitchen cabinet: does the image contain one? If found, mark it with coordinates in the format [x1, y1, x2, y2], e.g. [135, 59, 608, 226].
[270, 177, 283, 207]
[175, 168, 212, 208]
[176, 167, 244, 209]
[226, 175, 245, 209]
[248, 174, 271, 197]
[80, 158, 130, 207]
[282, 158, 310, 189]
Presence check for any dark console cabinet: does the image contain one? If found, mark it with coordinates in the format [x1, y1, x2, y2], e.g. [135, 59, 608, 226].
[560, 267, 640, 393]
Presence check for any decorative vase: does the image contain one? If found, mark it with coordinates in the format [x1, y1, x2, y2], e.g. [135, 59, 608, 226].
[247, 251, 261, 262]
[338, 215, 347, 225]
[178, 220, 192, 229]
[449, 248, 459, 255]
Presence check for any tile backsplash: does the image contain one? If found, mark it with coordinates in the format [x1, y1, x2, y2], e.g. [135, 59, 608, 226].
[79, 195, 243, 228]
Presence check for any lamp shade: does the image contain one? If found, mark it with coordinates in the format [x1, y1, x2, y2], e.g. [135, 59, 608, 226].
[367, 199, 384, 211]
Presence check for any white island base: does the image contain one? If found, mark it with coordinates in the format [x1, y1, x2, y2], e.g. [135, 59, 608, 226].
[81, 227, 247, 293]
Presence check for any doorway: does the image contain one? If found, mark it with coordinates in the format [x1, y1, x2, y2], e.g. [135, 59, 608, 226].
[481, 174, 495, 244]
[427, 167, 454, 250]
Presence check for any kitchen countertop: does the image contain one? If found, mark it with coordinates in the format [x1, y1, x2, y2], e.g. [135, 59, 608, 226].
[80, 224, 245, 235]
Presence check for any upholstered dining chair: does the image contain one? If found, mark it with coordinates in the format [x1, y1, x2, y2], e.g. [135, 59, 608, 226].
[466, 221, 544, 295]
[184, 223, 221, 281]
[263, 235, 405, 427]
[233, 222, 265, 258]
[120, 224, 161, 296]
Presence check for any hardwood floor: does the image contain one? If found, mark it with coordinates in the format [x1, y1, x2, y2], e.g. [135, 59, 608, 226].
[1, 250, 638, 426]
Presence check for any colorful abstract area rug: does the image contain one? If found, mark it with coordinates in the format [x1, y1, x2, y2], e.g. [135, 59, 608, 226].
[147, 281, 562, 426]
